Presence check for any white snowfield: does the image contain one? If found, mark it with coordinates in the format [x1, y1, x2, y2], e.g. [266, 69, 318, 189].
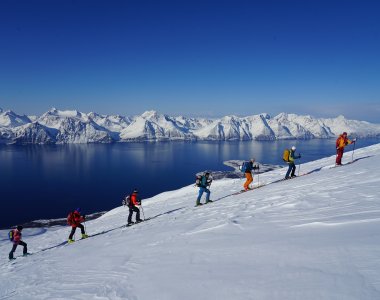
[1, 144, 380, 300]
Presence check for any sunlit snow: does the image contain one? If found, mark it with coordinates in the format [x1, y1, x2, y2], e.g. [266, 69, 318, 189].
[1, 144, 380, 299]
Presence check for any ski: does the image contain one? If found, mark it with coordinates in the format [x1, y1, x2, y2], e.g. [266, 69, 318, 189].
[232, 171, 316, 196]
[126, 218, 151, 227]
[8, 253, 32, 262]
[329, 161, 355, 169]
[232, 184, 267, 195]
[194, 200, 214, 207]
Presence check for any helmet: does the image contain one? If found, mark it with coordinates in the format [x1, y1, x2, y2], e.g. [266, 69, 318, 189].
[291, 146, 296, 151]
[16, 225, 23, 231]
[75, 207, 81, 213]
[133, 189, 138, 193]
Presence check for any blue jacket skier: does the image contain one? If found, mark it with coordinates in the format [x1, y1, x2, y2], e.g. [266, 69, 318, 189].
[195, 172, 213, 206]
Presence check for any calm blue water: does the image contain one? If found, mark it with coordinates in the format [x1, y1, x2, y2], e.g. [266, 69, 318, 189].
[0, 139, 378, 228]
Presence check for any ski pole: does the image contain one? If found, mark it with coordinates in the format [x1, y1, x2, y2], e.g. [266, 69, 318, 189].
[257, 164, 260, 186]
[298, 158, 301, 177]
[140, 203, 146, 220]
[84, 219, 87, 234]
[351, 139, 357, 163]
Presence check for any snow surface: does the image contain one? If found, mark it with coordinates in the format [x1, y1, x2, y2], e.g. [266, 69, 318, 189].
[1, 144, 380, 299]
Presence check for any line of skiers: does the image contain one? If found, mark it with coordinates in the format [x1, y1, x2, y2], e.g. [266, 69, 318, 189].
[194, 131, 356, 205]
[7, 132, 356, 259]
[7, 191, 144, 260]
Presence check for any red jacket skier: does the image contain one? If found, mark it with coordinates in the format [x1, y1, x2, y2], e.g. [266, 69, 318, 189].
[127, 189, 142, 226]
[67, 208, 88, 243]
[9, 225, 28, 260]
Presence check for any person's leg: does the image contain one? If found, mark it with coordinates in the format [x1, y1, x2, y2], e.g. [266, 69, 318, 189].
[18, 241, 27, 255]
[291, 164, 296, 177]
[196, 188, 205, 205]
[77, 223, 85, 234]
[128, 207, 134, 223]
[134, 206, 141, 222]
[205, 188, 211, 202]
[69, 227, 76, 240]
[244, 173, 253, 190]
[336, 149, 344, 165]
[285, 164, 292, 179]
[9, 243, 18, 259]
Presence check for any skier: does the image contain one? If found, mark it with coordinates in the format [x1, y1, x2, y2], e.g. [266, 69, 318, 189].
[284, 146, 301, 179]
[243, 158, 259, 191]
[67, 208, 88, 243]
[9, 225, 29, 260]
[195, 172, 213, 206]
[336, 132, 356, 166]
[128, 189, 143, 226]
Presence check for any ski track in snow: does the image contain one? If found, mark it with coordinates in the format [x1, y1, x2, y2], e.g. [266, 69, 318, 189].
[1, 145, 380, 299]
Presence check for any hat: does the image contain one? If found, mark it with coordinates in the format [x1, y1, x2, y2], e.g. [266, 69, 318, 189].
[291, 146, 296, 151]
[250, 158, 255, 162]
[343, 132, 347, 136]
[16, 225, 23, 231]
[75, 207, 81, 213]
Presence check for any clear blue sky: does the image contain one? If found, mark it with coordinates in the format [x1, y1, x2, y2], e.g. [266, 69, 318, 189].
[0, 0, 379, 122]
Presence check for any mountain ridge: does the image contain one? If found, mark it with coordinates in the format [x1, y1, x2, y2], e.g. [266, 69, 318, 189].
[1, 108, 379, 144]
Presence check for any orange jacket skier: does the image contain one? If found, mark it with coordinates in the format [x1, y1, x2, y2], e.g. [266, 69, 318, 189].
[335, 132, 355, 165]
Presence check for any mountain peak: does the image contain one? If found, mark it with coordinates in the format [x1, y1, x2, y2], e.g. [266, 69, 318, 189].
[141, 110, 159, 119]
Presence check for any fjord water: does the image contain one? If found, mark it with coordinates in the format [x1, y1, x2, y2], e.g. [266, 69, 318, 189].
[0, 138, 378, 228]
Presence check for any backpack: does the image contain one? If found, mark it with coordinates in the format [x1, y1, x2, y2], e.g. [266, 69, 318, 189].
[195, 175, 203, 187]
[122, 195, 131, 206]
[283, 149, 290, 162]
[240, 161, 250, 173]
[67, 212, 75, 226]
[195, 174, 212, 187]
[8, 230, 15, 242]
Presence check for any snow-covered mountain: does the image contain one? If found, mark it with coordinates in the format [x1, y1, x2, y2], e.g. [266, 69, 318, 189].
[1, 144, 380, 299]
[0, 110, 31, 128]
[0, 108, 379, 144]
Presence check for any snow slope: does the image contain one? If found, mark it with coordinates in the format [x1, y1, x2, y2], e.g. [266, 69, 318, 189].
[1, 144, 380, 299]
